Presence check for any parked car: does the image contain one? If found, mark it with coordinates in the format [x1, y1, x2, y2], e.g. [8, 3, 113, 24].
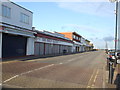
[106, 52, 115, 70]
[116, 52, 120, 59]
[107, 52, 115, 62]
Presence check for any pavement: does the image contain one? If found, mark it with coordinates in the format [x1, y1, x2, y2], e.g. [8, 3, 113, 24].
[1, 50, 114, 88]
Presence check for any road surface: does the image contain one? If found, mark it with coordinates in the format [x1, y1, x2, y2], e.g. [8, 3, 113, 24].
[2, 50, 107, 88]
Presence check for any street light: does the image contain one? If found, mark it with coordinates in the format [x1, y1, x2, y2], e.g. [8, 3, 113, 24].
[109, 0, 119, 67]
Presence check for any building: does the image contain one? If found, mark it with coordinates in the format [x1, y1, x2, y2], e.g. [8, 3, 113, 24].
[81, 37, 87, 52]
[85, 39, 94, 51]
[59, 32, 83, 52]
[59, 32, 94, 52]
[0, 0, 35, 59]
[34, 30, 73, 56]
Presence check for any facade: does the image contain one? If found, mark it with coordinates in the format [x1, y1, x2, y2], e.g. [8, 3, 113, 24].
[81, 37, 87, 52]
[85, 39, 91, 51]
[0, 0, 35, 59]
[85, 39, 94, 51]
[0, 0, 94, 59]
[59, 32, 83, 52]
[34, 30, 73, 56]
[59, 32, 94, 52]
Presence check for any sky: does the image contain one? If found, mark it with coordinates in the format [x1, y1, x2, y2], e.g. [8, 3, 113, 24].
[11, 0, 116, 49]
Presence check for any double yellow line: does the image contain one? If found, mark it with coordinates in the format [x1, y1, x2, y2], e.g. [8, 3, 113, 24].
[0, 60, 19, 64]
[87, 69, 99, 88]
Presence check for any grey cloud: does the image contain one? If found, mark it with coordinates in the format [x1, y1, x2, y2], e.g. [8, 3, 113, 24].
[103, 36, 114, 42]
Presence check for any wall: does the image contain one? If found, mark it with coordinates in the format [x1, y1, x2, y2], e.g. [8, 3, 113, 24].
[35, 37, 73, 46]
[59, 32, 73, 40]
[26, 37, 35, 55]
[0, 0, 33, 30]
[0, 33, 2, 58]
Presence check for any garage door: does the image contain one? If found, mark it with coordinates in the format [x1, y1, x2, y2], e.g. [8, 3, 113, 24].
[2, 33, 27, 58]
[34, 42, 44, 56]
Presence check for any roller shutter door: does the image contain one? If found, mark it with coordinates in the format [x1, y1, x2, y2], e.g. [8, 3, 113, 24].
[45, 43, 49, 55]
[39, 43, 44, 55]
[48, 44, 53, 55]
[34, 43, 40, 55]
[35, 42, 44, 56]
[2, 33, 27, 58]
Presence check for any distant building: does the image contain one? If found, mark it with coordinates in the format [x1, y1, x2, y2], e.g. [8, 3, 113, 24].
[59, 32, 94, 52]
[59, 32, 83, 52]
[81, 37, 87, 52]
[0, 0, 35, 59]
[85, 39, 93, 51]
[34, 30, 73, 56]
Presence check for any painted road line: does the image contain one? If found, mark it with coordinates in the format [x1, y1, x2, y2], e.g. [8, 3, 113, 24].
[87, 69, 96, 88]
[3, 64, 55, 83]
[3, 75, 19, 83]
[59, 63, 63, 64]
[65, 58, 80, 64]
[103, 65, 106, 88]
[25, 59, 47, 62]
[2, 61, 20, 64]
[91, 69, 99, 87]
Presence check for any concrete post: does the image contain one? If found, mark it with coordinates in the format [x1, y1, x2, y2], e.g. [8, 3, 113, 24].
[117, 2, 120, 50]
[26, 37, 35, 56]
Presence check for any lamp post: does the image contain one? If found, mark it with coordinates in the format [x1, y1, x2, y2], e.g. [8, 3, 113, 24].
[109, 0, 119, 67]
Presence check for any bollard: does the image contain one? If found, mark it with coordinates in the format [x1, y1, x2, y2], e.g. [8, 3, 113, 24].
[108, 62, 113, 84]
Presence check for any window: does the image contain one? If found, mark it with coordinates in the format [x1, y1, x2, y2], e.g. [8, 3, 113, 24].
[73, 35, 75, 39]
[20, 13, 29, 24]
[2, 5, 11, 18]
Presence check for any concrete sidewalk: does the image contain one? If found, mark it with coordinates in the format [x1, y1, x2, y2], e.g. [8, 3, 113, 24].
[115, 64, 120, 89]
[106, 64, 120, 89]
[1, 51, 87, 62]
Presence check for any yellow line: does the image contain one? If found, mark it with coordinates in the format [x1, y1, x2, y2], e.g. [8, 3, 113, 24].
[0, 60, 19, 64]
[93, 69, 99, 83]
[91, 69, 99, 88]
[25, 59, 48, 62]
[87, 69, 96, 88]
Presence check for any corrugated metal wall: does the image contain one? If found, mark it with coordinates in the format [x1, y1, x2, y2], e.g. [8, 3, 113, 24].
[39, 43, 44, 55]
[35, 42, 72, 56]
[35, 42, 44, 56]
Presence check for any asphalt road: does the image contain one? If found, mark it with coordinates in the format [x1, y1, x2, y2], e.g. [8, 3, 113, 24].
[2, 50, 107, 88]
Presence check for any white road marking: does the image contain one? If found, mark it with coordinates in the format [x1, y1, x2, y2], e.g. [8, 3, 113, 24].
[59, 63, 63, 64]
[4, 75, 19, 83]
[3, 64, 54, 83]
[65, 58, 78, 64]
